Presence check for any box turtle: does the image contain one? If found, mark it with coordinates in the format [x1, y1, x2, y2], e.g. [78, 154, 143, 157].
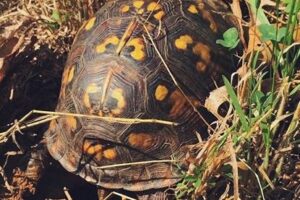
[26, 0, 240, 198]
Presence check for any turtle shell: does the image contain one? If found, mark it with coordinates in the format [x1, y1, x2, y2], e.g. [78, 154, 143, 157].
[45, 0, 239, 191]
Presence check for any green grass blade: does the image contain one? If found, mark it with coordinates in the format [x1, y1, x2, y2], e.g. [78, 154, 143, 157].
[223, 76, 249, 131]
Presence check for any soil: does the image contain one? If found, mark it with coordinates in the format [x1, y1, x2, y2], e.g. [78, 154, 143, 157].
[0, 43, 100, 199]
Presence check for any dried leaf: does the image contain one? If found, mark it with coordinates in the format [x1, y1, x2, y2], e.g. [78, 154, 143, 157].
[0, 35, 24, 83]
[247, 26, 272, 62]
[204, 86, 229, 119]
[229, 0, 247, 48]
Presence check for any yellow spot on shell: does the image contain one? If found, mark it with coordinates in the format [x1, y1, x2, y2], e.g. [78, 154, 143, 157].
[128, 133, 153, 149]
[83, 141, 102, 155]
[49, 120, 56, 132]
[193, 43, 211, 62]
[120, 5, 130, 13]
[66, 116, 77, 131]
[169, 90, 186, 118]
[175, 35, 193, 50]
[154, 10, 165, 20]
[67, 66, 75, 83]
[95, 152, 103, 161]
[111, 88, 126, 116]
[83, 83, 100, 108]
[201, 10, 218, 32]
[126, 38, 145, 61]
[83, 141, 92, 154]
[115, 20, 138, 54]
[103, 148, 117, 160]
[155, 85, 168, 101]
[86, 146, 95, 155]
[133, 1, 144, 8]
[62, 68, 69, 85]
[94, 144, 102, 152]
[188, 4, 198, 14]
[60, 65, 75, 98]
[147, 2, 161, 11]
[112, 89, 126, 108]
[137, 8, 144, 14]
[196, 62, 207, 72]
[96, 36, 120, 53]
[85, 17, 96, 30]
[193, 43, 211, 73]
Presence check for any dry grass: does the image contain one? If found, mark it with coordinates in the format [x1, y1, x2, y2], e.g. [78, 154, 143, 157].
[0, 0, 299, 199]
[0, 0, 106, 54]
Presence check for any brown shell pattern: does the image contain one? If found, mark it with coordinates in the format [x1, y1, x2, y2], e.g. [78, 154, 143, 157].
[45, 0, 239, 191]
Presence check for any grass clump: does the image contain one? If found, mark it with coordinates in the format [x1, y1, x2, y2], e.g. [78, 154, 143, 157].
[176, 0, 300, 199]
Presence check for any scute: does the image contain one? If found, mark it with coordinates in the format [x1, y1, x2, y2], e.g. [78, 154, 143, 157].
[45, 0, 239, 192]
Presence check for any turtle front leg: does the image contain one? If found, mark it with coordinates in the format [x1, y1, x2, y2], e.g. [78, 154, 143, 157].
[25, 147, 48, 187]
[11, 147, 49, 199]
